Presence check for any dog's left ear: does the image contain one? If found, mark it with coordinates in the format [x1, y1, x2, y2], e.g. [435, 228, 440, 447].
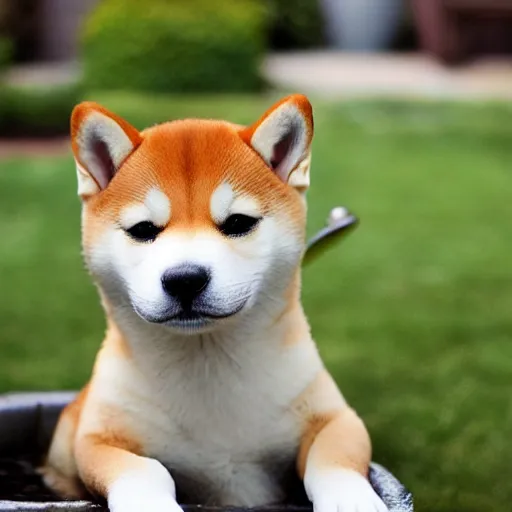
[239, 94, 313, 192]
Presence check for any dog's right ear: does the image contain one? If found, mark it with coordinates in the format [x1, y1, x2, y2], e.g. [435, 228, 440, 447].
[71, 102, 142, 199]
[239, 94, 313, 193]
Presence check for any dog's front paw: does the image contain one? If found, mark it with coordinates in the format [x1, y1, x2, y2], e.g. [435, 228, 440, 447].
[108, 493, 183, 512]
[107, 459, 182, 512]
[309, 470, 388, 512]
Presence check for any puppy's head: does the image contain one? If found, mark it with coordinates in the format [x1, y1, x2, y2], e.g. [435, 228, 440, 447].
[71, 95, 313, 333]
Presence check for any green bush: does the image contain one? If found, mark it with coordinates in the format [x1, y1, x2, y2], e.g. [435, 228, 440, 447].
[0, 36, 12, 71]
[82, 0, 267, 93]
[0, 83, 84, 136]
[268, 0, 325, 50]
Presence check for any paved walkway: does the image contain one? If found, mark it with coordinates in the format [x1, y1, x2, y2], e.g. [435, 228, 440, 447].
[0, 138, 70, 159]
[264, 52, 512, 100]
[4, 62, 81, 87]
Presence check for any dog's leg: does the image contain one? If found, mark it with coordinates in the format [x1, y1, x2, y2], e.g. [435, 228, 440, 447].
[296, 372, 388, 512]
[75, 435, 182, 512]
[40, 387, 89, 499]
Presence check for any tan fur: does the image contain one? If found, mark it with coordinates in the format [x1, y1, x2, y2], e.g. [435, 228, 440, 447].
[75, 434, 144, 497]
[39, 386, 89, 499]
[303, 408, 371, 477]
[102, 321, 132, 359]
[293, 370, 370, 478]
[43, 95, 383, 512]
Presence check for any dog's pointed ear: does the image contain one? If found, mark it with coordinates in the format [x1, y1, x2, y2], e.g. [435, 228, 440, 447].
[70, 102, 142, 199]
[239, 94, 313, 192]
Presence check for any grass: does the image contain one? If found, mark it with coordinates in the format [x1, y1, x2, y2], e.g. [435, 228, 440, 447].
[1, 94, 512, 512]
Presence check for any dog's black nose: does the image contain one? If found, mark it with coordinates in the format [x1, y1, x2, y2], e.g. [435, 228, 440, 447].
[161, 265, 211, 303]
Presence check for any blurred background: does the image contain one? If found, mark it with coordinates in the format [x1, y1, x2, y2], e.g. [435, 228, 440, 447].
[0, 1, 511, 511]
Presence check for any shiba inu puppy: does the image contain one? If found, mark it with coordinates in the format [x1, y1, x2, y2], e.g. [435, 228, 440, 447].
[41, 95, 387, 512]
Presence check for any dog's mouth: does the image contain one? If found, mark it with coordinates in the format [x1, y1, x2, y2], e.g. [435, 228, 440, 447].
[159, 308, 239, 329]
[136, 299, 248, 331]
[160, 311, 214, 330]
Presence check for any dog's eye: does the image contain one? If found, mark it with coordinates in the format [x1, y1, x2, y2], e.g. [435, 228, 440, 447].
[219, 214, 260, 237]
[125, 221, 163, 242]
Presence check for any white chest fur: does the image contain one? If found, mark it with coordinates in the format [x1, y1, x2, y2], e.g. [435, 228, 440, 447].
[94, 318, 322, 506]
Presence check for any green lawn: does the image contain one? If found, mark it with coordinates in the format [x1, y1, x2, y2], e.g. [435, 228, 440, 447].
[1, 95, 512, 512]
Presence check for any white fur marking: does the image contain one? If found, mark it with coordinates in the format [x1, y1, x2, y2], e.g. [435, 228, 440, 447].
[305, 468, 388, 512]
[108, 460, 181, 512]
[288, 151, 311, 191]
[119, 189, 171, 229]
[231, 195, 261, 218]
[76, 163, 100, 197]
[120, 204, 151, 230]
[145, 188, 171, 226]
[210, 182, 234, 223]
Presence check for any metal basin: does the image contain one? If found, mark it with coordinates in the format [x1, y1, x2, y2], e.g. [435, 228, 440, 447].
[0, 392, 413, 512]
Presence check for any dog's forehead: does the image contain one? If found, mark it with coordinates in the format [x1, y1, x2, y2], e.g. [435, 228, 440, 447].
[92, 119, 289, 223]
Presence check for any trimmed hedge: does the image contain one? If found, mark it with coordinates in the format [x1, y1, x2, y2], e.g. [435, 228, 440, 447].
[0, 37, 11, 70]
[268, 0, 325, 50]
[82, 0, 267, 93]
